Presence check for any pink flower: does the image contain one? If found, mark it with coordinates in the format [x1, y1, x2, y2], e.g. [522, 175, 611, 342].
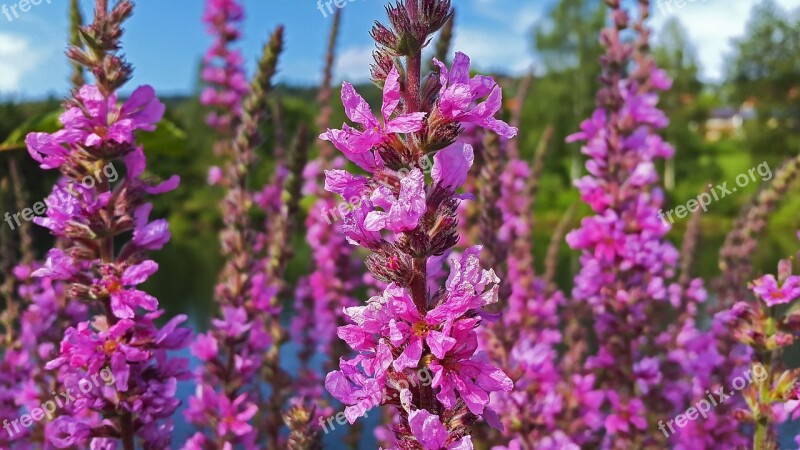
[103, 261, 161, 319]
[217, 393, 258, 437]
[364, 169, 427, 232]
[751, 274, 800, 306]
[604, 392, 647, 435]
[34, 182, 111, 236]
[211, 306, 252, 339]
[32, 248, 80, 280]
[432, 143, 475, 193]
[191, 333, 219, 362]
[324, 169, 370, 202]
[320, 66, 426, 161]
[48, 417, 92, 448]
[408, 409, 474, 450]
[429, 320, 513, 416]
[432, 52, 517, 139]
[25, 129, 83, 169]
[567, 109, 607, 144]
[132, 204, 172, 251]
[45, 319, 149, 391]
[54, 85, 164, 148]
[208, 166, 224, 185]
[325, 348, 392, 423]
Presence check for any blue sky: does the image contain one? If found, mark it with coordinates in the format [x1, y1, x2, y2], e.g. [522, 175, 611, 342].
[0, 0, 796, 99]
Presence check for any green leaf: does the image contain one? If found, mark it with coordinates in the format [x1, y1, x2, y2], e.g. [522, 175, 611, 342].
[0, 110, 62, 152]
[137, 119, 188, 156]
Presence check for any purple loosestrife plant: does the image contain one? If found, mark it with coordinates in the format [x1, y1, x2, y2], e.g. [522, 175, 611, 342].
[480, 137, 570, 447]
[200, 0, 248, 134]
[24, 2, 191, 449]
[725, 237, 800, 450]
[0, 263, 87, 448]
[320, 1, 515, 448]
[291, 10, 361, 407]
[564, 1, 734, 448]
[183, 26, 285, 450]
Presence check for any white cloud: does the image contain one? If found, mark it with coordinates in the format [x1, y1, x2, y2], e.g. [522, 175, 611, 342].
[652, 0, 799, 81]
[334, 46, 373, 83]
[464, 0, 799, 82]
[0, 33, 42, 91]
[450, 4, 540, 75]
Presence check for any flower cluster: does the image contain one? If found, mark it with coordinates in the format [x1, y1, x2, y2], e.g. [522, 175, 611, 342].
[0, 263, 86, 448]
[320, 1, 515, 447]
[200, 0, 248, 133]
[292, 157, 361, 399]
[183, 18, 286, 449]
[725, 244, 800, 448]
[23, 2, 191, 448]
[483, 162, 569, 446]
[563, 1, 737, 448]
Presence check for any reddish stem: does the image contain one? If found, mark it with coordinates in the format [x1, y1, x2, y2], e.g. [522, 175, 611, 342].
[95, 0, 107, 18]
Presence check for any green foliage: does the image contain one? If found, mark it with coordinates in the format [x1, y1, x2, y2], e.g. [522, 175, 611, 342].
[727, 0, 800, 105]
[524, 0, 606, 185]
[1, 110, 61, 152]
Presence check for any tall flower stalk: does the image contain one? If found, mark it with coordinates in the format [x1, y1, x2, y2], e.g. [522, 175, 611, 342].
[24, 1, 192, 449]
[183, 26, 286, 450]
[478, 102, 570, 447]
[292, 7, 359, 401]
[320, 1, 515, 448]
[200, 0, 248, 135]
[564, 1, 730, 448]
[726, 241, 800, 450]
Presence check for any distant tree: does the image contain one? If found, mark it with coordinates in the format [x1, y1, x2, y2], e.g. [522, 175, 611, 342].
[526, 0, 606, 183]
[654, 18, 703, 102]
[653, 18, 715, 190]
[726, 0, 800, 160]
[727, 0, 800, 105]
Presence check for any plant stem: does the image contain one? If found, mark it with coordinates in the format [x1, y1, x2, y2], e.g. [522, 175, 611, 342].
[98, 172, 134, 450]
[120, 413, 135, 450]
[411, 256, 434, 412]
[95, 0, 107, 17]
[754, 309, 776, 450]
[406, 52, 421, 114]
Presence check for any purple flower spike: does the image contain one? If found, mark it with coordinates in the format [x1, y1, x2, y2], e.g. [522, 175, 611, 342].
[321, 5, 513, 447]
[24, 2, 190, 448]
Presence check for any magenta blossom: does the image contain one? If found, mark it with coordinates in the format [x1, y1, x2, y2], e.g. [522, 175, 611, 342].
[432, 52, 517, 139]
[364, 169, 427, 233]
[101, 261, 160, 319]
[320, 66, 426, 162]
[604, 392, 647, 435]
[132, 203, 173, 251]
[750, 274, 800, 307]
[27, 85, 164, 168]
[432, 143, 475, 193]
[328, 247, 511, 423]
[408, 409, 473, 450]
[217, 393, 258, 437]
